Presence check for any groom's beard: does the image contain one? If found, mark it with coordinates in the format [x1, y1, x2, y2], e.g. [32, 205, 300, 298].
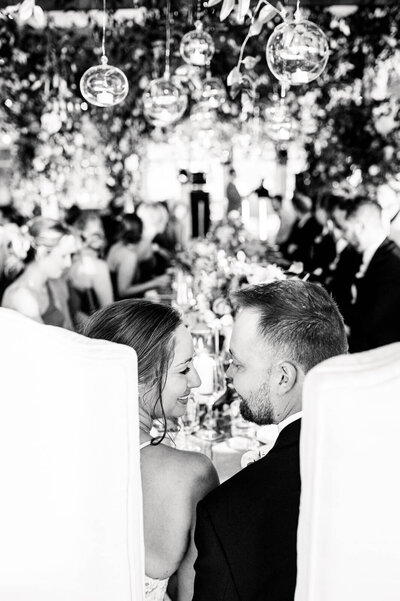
[239, 380, 275, 425]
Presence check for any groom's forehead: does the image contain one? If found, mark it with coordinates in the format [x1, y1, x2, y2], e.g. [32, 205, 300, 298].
[232, 309, 266, 353]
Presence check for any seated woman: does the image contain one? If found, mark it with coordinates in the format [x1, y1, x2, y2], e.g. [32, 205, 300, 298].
[2, 218, 76, 327]
[69, 210, 113, 327]
[84, 300, 219, 601]
[107, 213, 170, 299]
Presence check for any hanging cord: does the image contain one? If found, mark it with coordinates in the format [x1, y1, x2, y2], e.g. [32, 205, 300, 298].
[101, 0, 107, 63]
[164, 0, 171, 77]
[197, 0, 202, 20]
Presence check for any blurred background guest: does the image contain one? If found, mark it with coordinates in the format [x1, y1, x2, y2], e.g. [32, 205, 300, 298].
[279, 191, 322, 271]
[69, 210, 113, 329]
[226, 168, 242, 217]
[334, 197, 400, 352]
[306, 192, 337, 283]
[107, 212, 170, 299]
[2, 218, 75, 327]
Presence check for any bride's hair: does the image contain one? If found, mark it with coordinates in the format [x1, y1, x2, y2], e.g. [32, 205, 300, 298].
[83, 299, 182, 444]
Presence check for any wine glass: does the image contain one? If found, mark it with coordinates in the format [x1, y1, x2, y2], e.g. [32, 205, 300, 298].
[195, 355, 226, 441]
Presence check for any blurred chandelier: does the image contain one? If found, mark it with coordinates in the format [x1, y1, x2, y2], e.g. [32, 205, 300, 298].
[180, 20, 215, 67]
[201, 72, 227, 109]
[143, 0, 188, 128]
[266, 0, 329, 86]
[80, 0, 129, 107]
[180, 1, 215, 67]
[265, 102, 299, 143]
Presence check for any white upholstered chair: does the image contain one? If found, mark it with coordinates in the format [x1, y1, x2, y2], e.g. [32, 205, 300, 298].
[0, 308, 145, 601]
[295, 343, 400, 601]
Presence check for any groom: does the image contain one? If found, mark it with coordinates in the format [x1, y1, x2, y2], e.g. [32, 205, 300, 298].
[192, 280, 347, 601]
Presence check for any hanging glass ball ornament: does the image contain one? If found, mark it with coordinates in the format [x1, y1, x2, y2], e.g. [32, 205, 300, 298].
[266, 19, 329, 86]
[80, 56, 129, 107]
[143, 76, 188, 128]
[180, 20, 215, 67]
[190, 102, 217, 131]
[173, 64, 204, 102]
[265, 104, 299, 143]
[201, 77, 227, 109]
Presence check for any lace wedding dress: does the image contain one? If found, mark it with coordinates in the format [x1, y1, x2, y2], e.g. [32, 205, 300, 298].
[141, 441, 171, 601]
[144, 575, 169, 601]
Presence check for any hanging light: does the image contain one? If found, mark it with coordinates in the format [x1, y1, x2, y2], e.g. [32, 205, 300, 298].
[180, 20, 215, 67]
[80, 0, 129, 107]
[265, 102, 299, 143]
[143, 78, 188, 128]
[190, 101, 217, 131]
[201, 72, 227, 109]
[143, 0, 188, 128]
[266, 2, 329, 86]
[173, 63, 204, 102]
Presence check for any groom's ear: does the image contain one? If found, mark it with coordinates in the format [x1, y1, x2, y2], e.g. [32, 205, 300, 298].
[277, 361, 297, 394]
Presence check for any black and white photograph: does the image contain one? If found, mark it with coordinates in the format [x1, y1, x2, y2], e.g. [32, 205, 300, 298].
[0, 0, 399, 599]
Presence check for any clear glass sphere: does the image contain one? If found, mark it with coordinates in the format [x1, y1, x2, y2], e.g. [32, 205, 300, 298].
[264, 104, 298, 143]
[143, 76, 188, 128]
[173, 64, 204, 101]
[80, 57, 129, 107]
[180, 20, 215, 67]
[201, 77, 227, 109]
[190, 102, 217, 131]
[266, 19, 329, 86]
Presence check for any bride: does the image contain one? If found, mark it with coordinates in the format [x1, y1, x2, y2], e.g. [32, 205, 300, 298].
[84, 299, 219, 601]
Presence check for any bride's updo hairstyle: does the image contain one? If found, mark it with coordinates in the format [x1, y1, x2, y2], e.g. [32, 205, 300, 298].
[83, 299, 182, 444]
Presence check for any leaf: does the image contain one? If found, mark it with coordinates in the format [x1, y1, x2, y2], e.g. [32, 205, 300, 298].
[257, 4, 276, 23]
[220, 0, 235, 21]
[32, 5, 46, 28]
[205, 0, 223, 6]
[227, 66, 242, 87]
[238, 0, 250, 20]
[249, 19, 263, 36]
[242, 56, 260, 70]
[18, 0, 35, 21]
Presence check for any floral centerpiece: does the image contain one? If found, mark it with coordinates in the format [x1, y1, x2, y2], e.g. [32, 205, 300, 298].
[174, 217, 287, 343]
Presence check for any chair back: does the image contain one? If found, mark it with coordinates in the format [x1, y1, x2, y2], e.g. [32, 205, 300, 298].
[0, 309, 144, 601]
[295, 343, 400, 601]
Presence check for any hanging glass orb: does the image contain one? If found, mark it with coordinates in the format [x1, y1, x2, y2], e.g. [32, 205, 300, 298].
[266, 19, 329, 86]
[143, 76, 188, 128]
[173, 64, 204, 101]
[201, 77, 227, 109]
[180, 20, 215, 67]
[80, 56, 129, 107]
[265, 104, 299, 143]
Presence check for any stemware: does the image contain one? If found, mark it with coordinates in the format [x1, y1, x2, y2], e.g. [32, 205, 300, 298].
[194, 354, 226, 441]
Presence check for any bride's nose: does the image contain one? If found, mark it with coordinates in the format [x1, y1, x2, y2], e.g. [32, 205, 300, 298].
[189, 365, 201, 389]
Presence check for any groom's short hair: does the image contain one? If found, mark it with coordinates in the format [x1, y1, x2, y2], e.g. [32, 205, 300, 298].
[231, 280, 347, 372]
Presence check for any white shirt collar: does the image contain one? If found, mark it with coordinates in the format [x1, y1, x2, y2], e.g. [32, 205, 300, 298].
[359, 233, 386, 276]
[278, 411, 303, 433]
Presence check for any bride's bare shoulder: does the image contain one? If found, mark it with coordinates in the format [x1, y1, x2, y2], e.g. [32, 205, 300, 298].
[141, 443, 219, 500]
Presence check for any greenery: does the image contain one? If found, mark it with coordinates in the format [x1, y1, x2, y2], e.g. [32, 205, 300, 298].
[1, 1, 400, 208]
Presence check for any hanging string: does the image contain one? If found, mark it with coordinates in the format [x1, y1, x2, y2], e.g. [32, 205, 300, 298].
[101, 0, 107, 61]
[164, 0, 171, 77]
[197, 0, 202, 21]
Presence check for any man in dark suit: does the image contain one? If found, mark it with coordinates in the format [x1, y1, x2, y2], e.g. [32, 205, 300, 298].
[192, 280, 348, 601]
[333, 197, 400, 352]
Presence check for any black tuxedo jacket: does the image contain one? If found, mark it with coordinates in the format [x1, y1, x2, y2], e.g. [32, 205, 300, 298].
[192, 420, 301, 601]
[280, 216, 322, 272]
[349, 237, 400, 352]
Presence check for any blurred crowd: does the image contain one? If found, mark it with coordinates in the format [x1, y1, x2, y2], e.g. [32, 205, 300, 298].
[1, 188, 400, 354]
[0, 201, 177, 332]
[276, 189, 400, 353]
